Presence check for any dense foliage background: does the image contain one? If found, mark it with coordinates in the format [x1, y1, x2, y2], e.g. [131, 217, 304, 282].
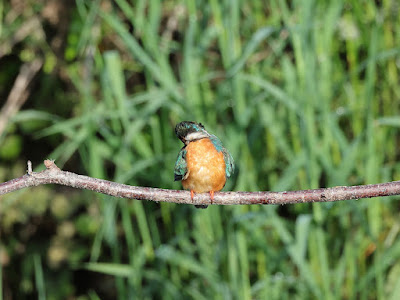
[1, 0, 400, 299]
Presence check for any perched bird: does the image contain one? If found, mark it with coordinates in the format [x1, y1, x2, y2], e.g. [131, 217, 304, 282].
[174, 121, 234, 208]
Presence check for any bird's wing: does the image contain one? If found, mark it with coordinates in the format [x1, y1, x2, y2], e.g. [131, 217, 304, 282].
[222, 148, 235, 178]
[174, 148, 187, 181]
[209, 134, 235, 178]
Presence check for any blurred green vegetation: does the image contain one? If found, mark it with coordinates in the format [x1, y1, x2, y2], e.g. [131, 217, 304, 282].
[1, 0, 400, 299]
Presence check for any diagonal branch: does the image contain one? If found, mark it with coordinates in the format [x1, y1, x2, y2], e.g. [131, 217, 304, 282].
[0, 58, 43, 137]
[1, 160, 400, 206]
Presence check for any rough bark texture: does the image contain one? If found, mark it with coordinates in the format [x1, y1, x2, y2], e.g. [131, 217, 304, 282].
[1, 160, 399, 207]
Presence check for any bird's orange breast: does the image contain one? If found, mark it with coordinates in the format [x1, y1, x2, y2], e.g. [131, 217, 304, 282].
[182, 138, 226, 193]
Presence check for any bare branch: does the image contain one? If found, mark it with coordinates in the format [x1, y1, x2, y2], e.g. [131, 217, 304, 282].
[0, 58, 43, 137]
[1, 160, 400, 206]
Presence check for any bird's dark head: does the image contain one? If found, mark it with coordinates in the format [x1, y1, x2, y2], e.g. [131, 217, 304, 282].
[175, 121, 209, 145]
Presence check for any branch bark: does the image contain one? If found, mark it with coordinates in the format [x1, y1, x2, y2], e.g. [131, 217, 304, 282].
[1, 160, 400, 206]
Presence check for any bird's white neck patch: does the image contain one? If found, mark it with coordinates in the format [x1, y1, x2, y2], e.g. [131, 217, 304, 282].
[185, 131, 209, 142]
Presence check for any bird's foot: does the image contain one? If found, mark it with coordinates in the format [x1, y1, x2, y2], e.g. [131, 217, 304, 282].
[209, 191, 215, 204]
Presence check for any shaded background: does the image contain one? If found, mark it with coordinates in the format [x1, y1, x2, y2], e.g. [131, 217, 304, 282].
[1, 0, 400, 299]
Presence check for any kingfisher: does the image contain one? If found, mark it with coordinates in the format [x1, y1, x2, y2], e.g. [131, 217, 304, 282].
[174, 121, 234, 208]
